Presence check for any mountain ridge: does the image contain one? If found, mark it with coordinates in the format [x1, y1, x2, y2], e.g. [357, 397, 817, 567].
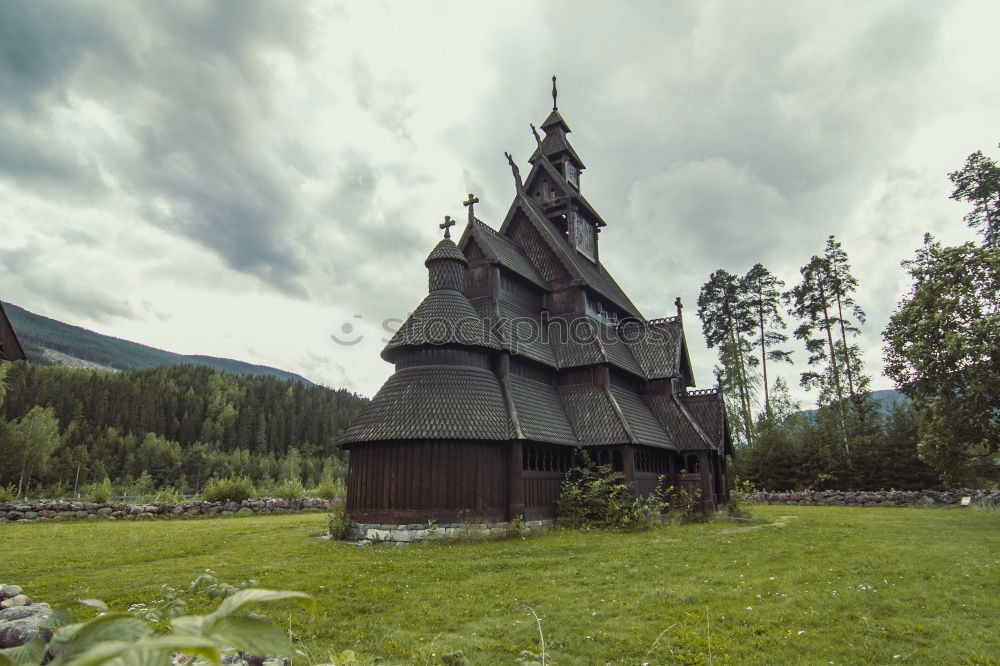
[5, 302, 315, 386]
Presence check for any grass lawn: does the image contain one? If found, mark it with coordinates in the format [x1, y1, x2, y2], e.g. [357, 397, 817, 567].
[4, 505, 999, 665]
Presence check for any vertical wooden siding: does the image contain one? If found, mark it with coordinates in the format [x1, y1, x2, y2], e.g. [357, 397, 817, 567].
[346, 441, 507, 522]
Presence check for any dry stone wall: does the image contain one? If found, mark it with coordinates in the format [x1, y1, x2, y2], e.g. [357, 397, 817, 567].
[0, 498, 336, 523]
[750, 489, 1000, 507]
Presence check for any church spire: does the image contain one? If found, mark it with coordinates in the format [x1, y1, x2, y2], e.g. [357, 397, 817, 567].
[529, 76, 585, 174]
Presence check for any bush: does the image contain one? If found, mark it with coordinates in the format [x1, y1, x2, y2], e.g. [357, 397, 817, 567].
[85, 478, 115, 503]
[201, 476, 255, 503]
[0, 484, 15, 503]
[729, 476, 755, 519]
[272, 478, 305, 500]
[556, 456, 669, 530]
[667, 484, 701, 523]
[314, 477, 346, 500]
[328, 508, 354, 540]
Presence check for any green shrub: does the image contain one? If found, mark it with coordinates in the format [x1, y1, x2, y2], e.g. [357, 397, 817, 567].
[556, 456, 669, 530]
[153, 487, 183, 504]
[201, 476, 255, 503]
[273, 478, 306, 500]
[729, 476, 755, 519]
[314, 477, 346, 500]
[128, 471, 156, 498]
[0, 484, 15, 503]
[85, 478, 115, 504]
[667, 484, 702, 523]
[328, 508, 354, 540]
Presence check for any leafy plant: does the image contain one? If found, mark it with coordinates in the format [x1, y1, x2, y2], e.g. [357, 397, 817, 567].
[272, 478, 306, 500]
[314, 477, 346, 500]
[327, 508, 354, 540]
[728, 477, 756, 519]
[0, 484, 15, 503]
[85, 478, 114, 504]
[0, 590, 313, 666]
[201, 476, 255, 503]
[667, 483, 701, 523]
[556, 456, 669, 530]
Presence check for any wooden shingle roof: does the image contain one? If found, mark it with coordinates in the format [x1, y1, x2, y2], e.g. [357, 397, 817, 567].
[382, 290, 502, 361]
[340, 365, 511, 444]
[460, 219, 548, 288]
[505, 375, 578, 445]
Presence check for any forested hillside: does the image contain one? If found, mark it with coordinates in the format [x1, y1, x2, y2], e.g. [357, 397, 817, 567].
[0, 362, 368, 497]
[5, 302, 314, 384]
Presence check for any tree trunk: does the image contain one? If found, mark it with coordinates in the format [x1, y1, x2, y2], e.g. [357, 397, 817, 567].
[757, 291, 770, 417]
[818, 281, 850, 457]
[726, 314, 754, 446]
[831, 274, 856, 398]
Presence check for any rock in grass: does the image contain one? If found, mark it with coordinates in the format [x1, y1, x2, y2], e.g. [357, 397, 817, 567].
[0, 616, 53, 648]
[0, 603, 50, 622]
[0, 584, 22, 600]
[0, 594, 31, 609]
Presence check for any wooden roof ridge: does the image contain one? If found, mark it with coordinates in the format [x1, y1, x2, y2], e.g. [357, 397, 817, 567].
[601, 383, 638, 445]
[0, 300, 26, 362]
[497, 373, 525, 440]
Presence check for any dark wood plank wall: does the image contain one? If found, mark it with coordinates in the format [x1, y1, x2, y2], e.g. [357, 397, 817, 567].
[347, 440, 508, 523]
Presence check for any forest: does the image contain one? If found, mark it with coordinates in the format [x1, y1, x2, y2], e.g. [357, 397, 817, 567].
[701, 145, 999, 489]
[0, 363, 367, 499]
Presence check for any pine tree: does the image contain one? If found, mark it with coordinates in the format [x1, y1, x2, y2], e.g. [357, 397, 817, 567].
[698, 269, 757, 445]
[823, 236, 868, 400]
[741, 264, 792, 416]
[948, 144, 1000, 248]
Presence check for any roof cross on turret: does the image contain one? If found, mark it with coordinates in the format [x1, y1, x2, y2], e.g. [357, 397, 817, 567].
[552, 75, 558, 110]
[439, 215, 456, 239]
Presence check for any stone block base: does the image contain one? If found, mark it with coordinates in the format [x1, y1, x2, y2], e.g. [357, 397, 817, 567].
[349, 519, 554, 543]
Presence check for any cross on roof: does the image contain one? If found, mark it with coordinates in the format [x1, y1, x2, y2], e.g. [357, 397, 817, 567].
[463, 193, 479, 222]
[675, 296, 683, 317]
[439, 215, 456, 239]
[551, 75, 558, 110]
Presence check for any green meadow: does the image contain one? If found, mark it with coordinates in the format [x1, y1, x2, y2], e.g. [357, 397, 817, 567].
[4, 505, 998, 665]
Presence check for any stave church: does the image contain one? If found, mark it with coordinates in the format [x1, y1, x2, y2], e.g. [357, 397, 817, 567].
[341, 80, 732, 526]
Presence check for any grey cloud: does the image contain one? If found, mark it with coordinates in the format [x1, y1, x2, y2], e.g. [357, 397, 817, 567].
[0, 246, 134, 323]
[0, 1, 316, 297]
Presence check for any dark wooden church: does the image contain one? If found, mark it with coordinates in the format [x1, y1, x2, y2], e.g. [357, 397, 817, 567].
[342, 82, 732, 525]
[0, 301, 26, 362]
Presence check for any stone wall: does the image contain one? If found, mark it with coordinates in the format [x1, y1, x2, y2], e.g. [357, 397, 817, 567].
[749, 489, 1000, 507]
[351, 519, 554, 543]
[0, 498, 337, 523]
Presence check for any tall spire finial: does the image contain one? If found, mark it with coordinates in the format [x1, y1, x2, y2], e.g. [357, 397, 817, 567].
[504, 152, 523, 193]
[551, 75, 558, 111]
[439, 215, 456, 239]
[463, 193, 479, 223]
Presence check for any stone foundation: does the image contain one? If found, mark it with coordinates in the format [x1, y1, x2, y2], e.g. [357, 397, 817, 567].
[749, 489, 1000, 507]
[0, 498, 337, 523]
[350, 519, 554, 543]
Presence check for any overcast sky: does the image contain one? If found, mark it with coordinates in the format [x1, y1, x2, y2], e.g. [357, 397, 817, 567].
[1, 0, 997, 405]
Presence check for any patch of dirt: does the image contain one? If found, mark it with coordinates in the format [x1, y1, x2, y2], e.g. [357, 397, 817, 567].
[721, 516, 797, 534]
